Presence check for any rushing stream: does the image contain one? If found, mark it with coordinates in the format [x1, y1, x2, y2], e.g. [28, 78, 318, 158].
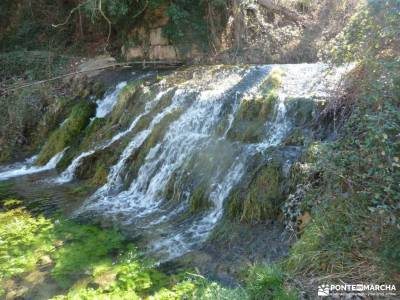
[0, 64, 349, 262]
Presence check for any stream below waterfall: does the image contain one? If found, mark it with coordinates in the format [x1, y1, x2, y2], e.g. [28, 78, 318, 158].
[0, 63, 350, 283]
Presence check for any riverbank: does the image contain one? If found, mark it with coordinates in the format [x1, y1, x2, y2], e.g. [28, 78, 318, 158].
[0, 198, 297, 299]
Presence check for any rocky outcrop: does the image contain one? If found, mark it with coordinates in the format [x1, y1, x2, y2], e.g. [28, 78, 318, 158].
[122, 5, 179, 62]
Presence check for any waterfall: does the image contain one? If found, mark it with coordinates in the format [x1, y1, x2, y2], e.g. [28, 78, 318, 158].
[95, 81, 127, 118]
[0, 63, 351, 261]
[0, 149, 66, 181]
[78, 66, 276, 259]
[54, 87, 172, 184]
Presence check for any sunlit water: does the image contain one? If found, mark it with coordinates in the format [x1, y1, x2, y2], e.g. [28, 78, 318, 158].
[0, 64, 350, 261]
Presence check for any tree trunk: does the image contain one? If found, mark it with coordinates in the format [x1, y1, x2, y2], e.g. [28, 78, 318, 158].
[232, 0, 245, 50]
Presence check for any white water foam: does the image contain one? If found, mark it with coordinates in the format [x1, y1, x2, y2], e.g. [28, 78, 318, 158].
[95, 81, 127, 118]
[72, 63, 349, 260]
[0, 149, 67, 181]
[54, 88, 173, 184]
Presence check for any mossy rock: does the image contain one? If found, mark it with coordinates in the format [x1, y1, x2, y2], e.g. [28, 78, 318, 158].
[78, 117, 109, 151]
[74, 147, 121, 186]
[189, 183, 211, 213]
[259, 67, 284, 93]
[164, 178, 211, 215]
[227, 161, 284, 223]
[227, 92, 277, 143]
[164, 139, 236, 215]
[109, 81, 144, 127]
[286, 98, 316, 127]
[35, 100, 96, 166]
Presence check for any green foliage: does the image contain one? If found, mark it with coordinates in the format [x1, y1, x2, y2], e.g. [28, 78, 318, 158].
[246, 265, 298, 300]
[325, 0, 400, 63]
[0, 0, 80, 52]
[191, 275, 247, 299]
[83, 0, 151, 24]
[51, 221, 124, 287]
[287, 65, 400, 282]
[285, 58, 400, 287]
[281, 0, 400, 288]
[0, 208, 54, 279]
[36, 100, 96, 165]
[0, 85, 74, 164]
[163, 0, 214, 53]
[0, 205, 299, 299]
[2, 198, 23, 209]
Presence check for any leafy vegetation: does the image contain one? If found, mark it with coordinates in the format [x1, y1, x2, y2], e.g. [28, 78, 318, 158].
[283, 0, 400, 290]
[0, 202, 297, 299]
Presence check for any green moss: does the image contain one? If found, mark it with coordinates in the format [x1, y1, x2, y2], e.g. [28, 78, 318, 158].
[260, 67, 284, 92]
[109, 81, 144, 126]
[92, 81, 106, 99]
[51, 222, 124, 288]
[189, 184, 211, 213]
[78, 117, 108, 151]
[1, 205, 300, 299]
[36, 101, 96, 166]
[228, 162, 284, 223]
[90, 162, 109, 186]
[72, 148, 120, 186]
[227, 91, 278, 143]
[0, 207, 54, 280]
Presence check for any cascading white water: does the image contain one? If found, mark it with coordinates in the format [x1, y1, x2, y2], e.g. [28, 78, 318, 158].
[54, 87, 172, 184]
[80, 64, 349, 260]
[78, 66, 277, 259]
[95, 81, 127, 118]
[0, 63, 350, 261]
[0, 149, 67, 181]
[82, 68, 251, 213]
[54, 150, 95, 184]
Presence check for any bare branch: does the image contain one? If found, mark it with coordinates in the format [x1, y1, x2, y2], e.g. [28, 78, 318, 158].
[98, 0, 112, 47]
